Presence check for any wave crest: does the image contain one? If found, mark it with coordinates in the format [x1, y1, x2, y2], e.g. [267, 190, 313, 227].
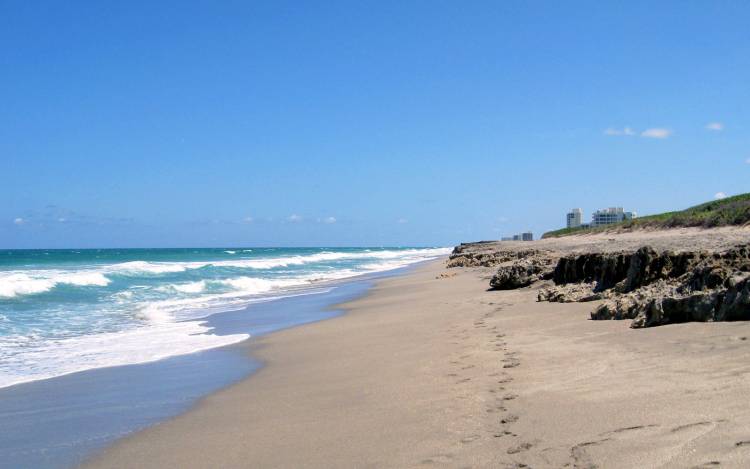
[0, 272, 111, 298]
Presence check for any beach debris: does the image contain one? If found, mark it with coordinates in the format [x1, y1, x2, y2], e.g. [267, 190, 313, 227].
[436, 272, 458, 279]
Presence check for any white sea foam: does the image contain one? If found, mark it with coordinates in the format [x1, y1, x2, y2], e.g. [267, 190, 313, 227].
[0, 320, 249, 389]
[0, 274, 55, 298]
[0, 247, 451, 388]
[0, 271, 111, 298]
[158, 280, 209, 294]
[138, 277, 332, 324]
[107, 261, 188, 275]
[56, 272, 111, 287]
[224, 250, 237, 254]
[220, 276, 300, 292]
[102, 248, 451, 274]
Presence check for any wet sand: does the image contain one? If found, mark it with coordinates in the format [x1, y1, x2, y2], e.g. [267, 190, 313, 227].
[83, 257, 750, 468]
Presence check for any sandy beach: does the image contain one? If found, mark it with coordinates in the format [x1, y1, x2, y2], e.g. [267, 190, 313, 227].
[82, 241, 750, 469]
[6, 3, 749, 467]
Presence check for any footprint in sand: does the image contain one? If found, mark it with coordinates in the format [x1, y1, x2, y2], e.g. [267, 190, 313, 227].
[507, 442, 533, 454]
[419, 453, 455, 465]
[691, 462, 721, 468]
[501, 414, 519, 425]
[460, 434, 481, 444]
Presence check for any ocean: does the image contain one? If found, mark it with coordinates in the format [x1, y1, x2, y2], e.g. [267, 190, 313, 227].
[0, 247, 449, 390]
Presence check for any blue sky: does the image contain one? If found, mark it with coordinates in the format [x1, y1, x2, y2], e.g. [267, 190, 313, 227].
[2, 1, 749, 248]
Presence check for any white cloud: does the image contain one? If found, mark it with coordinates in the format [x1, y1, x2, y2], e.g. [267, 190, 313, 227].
[745, 158, 750, 165]
[397, 218, 408, 224]
[604, 127, 635, 136]
[705, 122, 724, 131]
[287, 214, 303, 222]
[13, 217, 25, 225]
[641, 128, 672, 139]
[714, 192, 727, 200]
[242, 216, 254, 223]
[322, 216, 336, 224]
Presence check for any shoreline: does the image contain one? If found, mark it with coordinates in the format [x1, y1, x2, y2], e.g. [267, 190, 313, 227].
[84, 250, 750, 468]
[1, 263, 434, 469]
[84, 258, 478, 468]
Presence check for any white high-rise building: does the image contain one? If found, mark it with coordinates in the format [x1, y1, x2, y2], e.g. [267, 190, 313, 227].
[591, 207, 636, 227]
[567, 208, 583, 228]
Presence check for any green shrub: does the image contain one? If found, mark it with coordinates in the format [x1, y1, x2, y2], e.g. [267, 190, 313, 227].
[541, 193, 750, 238]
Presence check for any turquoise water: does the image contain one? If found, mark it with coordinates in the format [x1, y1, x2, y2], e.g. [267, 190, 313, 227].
[0, 247, 448, 388]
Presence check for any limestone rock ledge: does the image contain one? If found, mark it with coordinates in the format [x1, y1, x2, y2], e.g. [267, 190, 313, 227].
[541, 245, 750, 328]
[450, 240, 750, 328]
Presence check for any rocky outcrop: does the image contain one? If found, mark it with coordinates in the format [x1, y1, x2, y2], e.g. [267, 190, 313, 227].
[551, 246, 703, 293]
[447, 244, 551, 269]
[552, 252, 631, 291]
[541, 244, 750, 328]
[593, 274, 750, 328]
[537, 282, 606, 303]
[490, 260, 548, 290]
[448, 238, 750, 328]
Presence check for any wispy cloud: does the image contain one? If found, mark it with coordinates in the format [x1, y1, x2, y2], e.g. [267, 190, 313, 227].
[705, 122, 724, 131]
[287, 214, 303, 222]
[745, 158, 750, 165]
[604, 127, 635, 136]
[714, 192, 728, 200]
[641, 128, 672, 139]
[397, 218, 408, 224]
[321, 216, 336, 224]
[11, 206, 134, 228]
[604, 127, 672, 139]
[242, 216, 254, 224]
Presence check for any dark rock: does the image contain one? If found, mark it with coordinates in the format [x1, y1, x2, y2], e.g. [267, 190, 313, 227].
[716, 276, 750, 321]
[629, 291, 720, 328]
[490, 262, 544, 290]
[553, 252, 630, 291]
[451, 238, 750, 328]
[447, 249, 544, 268]
[538, 283, 604, 303]
[623, 247, 699, 291]
[548, 244, 750, 328]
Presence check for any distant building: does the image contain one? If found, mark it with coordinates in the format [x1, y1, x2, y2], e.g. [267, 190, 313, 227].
[567, 208, 583, 229]
[500, 232, 533, 242]
[591, 207, 637, 227]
